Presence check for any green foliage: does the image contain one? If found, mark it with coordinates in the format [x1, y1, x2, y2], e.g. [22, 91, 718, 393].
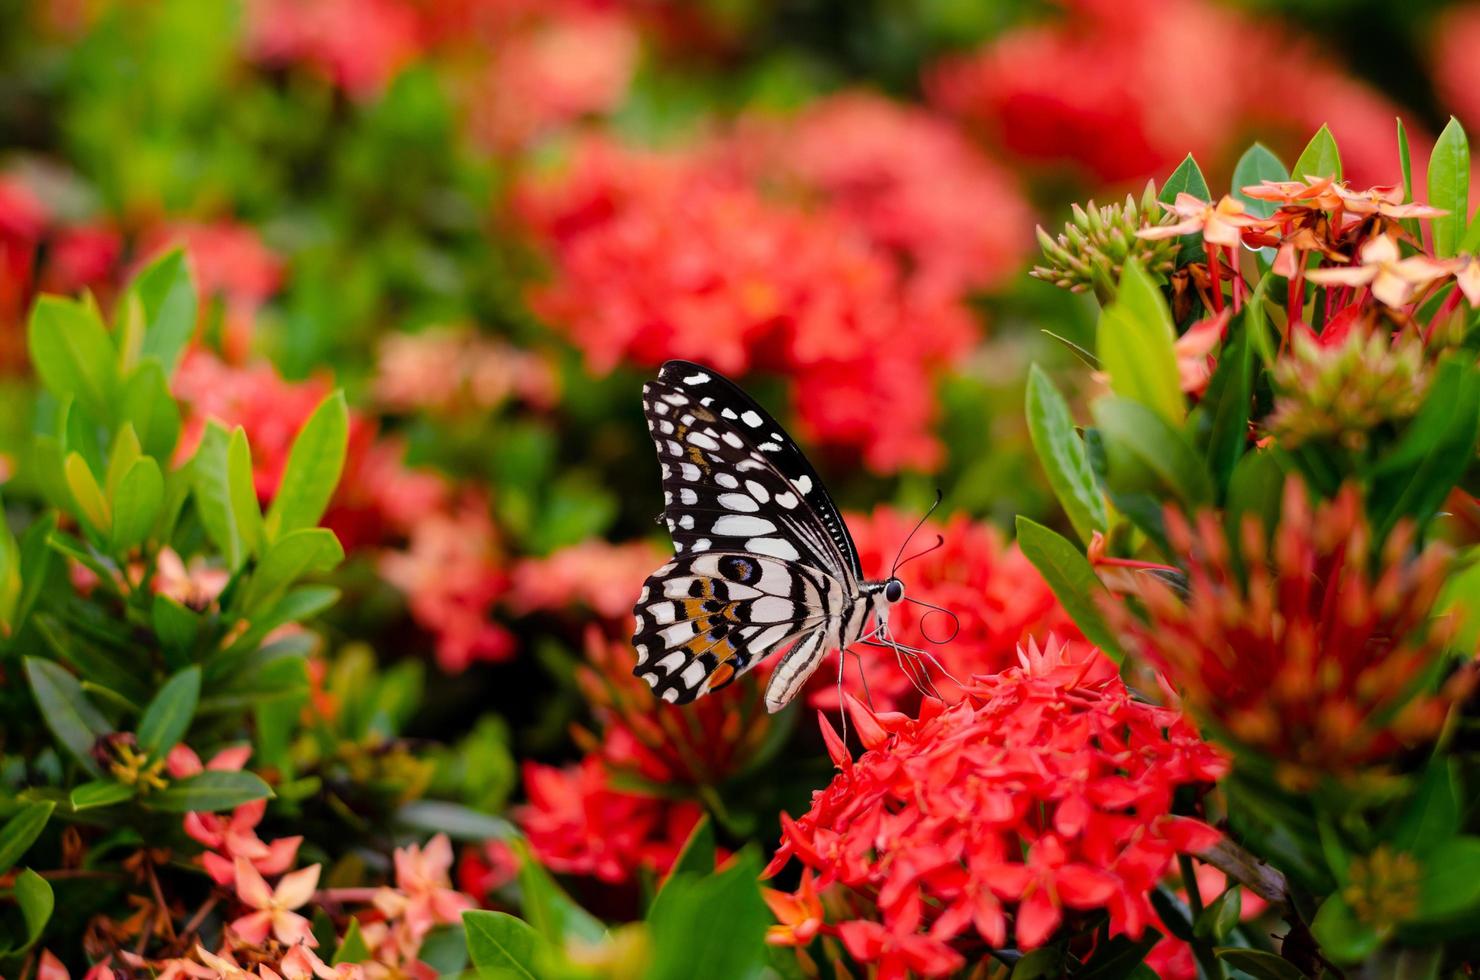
[1096, 258, 1184, 424]
[1292, 124, 1342, 180]
[1427, 117, 1470, 257]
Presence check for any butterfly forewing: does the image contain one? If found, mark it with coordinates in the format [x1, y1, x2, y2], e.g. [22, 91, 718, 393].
[633, 361, 867, 707]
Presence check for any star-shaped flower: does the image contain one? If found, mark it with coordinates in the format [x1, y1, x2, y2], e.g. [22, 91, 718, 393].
[1306, 235, 1451, 307]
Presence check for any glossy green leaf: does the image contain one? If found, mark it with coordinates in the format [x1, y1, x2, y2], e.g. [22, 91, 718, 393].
[239, 528, 344, 614]
[1014, 517, 1125, 661]
[146, 770, 273, 812]
[110, 457, 164, 552]
[463, 910, 543, 980]
[1311, 894, 1380, 964]
[1292, 124, 1343, 181]
[645, 849, 770, 980]
[104, 425, 142, 501]
[137, 665, 201, 756]
[1202, 291, 1262, 498]
[1436, 550, 1480, 656]
[0, 802, 55, 875]
[119, 362, 180, 461]
[25, 657, 108, 775]
[193, 422, 247, 570]
[395, 801, 516, 843]
[1194, 885, 1241, 942]
[1428, 116, 1470, 257]
[1097, 260, 1183, 425]
[152, 594, 202, 668]
[64, 452, 110, 535]
[131, 248, 197, 374]
[665, 815, 716, 885]
[70, 780, 135, 811]
[265, 390, 348, 542]
[1026, 365, 1106, 545]
[27, 296, 118, 419]
[1414, 835, 1480, 922]
[12, 869, 54, 953]
[333, 918, 372, 966]
[227, 426, 263, 557]
[514, 839, 605, 944]
[1093, 398, 1212, 506]
[1160, 155, 1210, 266]
[1232, 143, 1289, 218]
[13, 513, 58, 634]
[1214, 948, 1311, 979]
[1368, 356, 1480, 539]
[1393, 760, 1460, 856]
[1398, 118, 1423, 244]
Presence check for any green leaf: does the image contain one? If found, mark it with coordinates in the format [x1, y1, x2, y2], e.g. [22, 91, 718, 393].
[1393, 760, 1460, 856]
[228, 426, 263, 557]
[131, 248, 198, 374]
[146, 770, 273, 812]
[120, 361, 181, 462]
[1232, 143, 1290, 218]
[0, 491, 19, 631]
[333, 917, 372, 966]
[1292, 124, 1343, 181]
[1311, 895, 1380, 964]
[664, 814, 716, 885]
[104, 424, 142, 501]
[193, 422, 248, 570]
[1214, 948, 1311, 979]
[1414, 835, 1480, 923]
[25, 657, 108, 775]
[1436, 550, 1480, 657]
[12, 869, 54, 952]
[1026, 365, 1106, 545]
[462, 910, 544, 980]
[0, 802, 55, 875]
[1194, 885, 1241, 942]
[70, 780, 136, 811]
[13, 513, 58, 635]
[265, 391, 348, 542]
[136, 665, 201, 756]
[514, 840, 605, 944]
[110, 457, 164, 552]
[27, 296, 119, 419]
[395, 801, 516, 843]
[1097, 259, 1183, 424]
[1368, 356, 1480, 539]
[64, 452, 110, 535]
[1201, 307, 1256, 500]
[1398, 118, 1423, 244]
[645, 849, 770, 980]
[1160, 155, 1210, 266]
[1428, 116, 1470, 257]
[239, 528, 344, 614]
[1093, 398, 1213, 506]
[1012, 948, 1067, 978]
[1014, 517, 1126, 661]
[152, 594, 202, 668]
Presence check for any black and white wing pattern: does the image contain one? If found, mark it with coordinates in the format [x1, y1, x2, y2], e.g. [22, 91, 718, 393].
[632, 360, 865, 707]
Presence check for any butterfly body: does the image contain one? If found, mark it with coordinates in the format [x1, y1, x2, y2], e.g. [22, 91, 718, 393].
[632, 360, 905, 712]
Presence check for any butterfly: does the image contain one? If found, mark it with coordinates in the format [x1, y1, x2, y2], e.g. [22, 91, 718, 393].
[631, 359, 952, 712]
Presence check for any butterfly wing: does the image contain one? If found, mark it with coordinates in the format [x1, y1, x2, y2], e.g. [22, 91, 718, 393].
[633, 551, 843, 704]
[641, 362, 859, 586]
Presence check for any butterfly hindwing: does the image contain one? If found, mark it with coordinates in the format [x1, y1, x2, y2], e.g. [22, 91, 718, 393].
[633, 551, 840, 703]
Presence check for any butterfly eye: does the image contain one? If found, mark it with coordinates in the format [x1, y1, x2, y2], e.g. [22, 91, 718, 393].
[884, 578, 904, 603]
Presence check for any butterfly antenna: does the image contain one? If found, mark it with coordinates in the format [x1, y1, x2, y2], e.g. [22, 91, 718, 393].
[904, 596, 961, 644]
[889, 489, 944, 578]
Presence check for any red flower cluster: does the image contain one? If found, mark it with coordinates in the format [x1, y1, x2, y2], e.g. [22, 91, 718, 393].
[736, 92, 1032, 302]
[174, 351, 516, 671]
[1108, 480, 1472, 786]
[244, 0, 425, 100]
[507, 539, 666, 627]
[517, 136, 980, 471]
[928, 0, 1411, 186]
[765, 640, 1227, 974]
[808, 507, 1091, 712]
[518, 755, 702, 885]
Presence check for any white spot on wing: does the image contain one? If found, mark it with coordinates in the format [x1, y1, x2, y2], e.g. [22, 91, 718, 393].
[692, 538, 711, 551]
[715, 472, 739, 489]
[714, 515, 777, 536]
[745, 480, 770, 504]
[662, 393, 688, 406]
[680, 488, 698, 505]
[774, 491, 798, 509]
[741, 410, 763, 427]
[759, 442, 782, 452]
[687, 431, 720, 451]
[746, 537, 801, 561]
[721, 408, 738, 420]
[722, 432, 745, 449]
[718, 492, 759, 512]
[660, 688, 680, 703]
[680, 660, 707, 689]
[679, 515, 695, 530]
[683, 372, 712, 384]
[680, 462, 701, 482]
[793, 475, 813, 495]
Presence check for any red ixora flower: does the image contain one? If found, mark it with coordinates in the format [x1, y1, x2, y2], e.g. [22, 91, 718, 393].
[516, 135, 977, 473]
[516, 754, 702, 886]
[807, 507, 1091, 713]
[1106, 478, 1473, 786]
[766, 639, 1227, 970]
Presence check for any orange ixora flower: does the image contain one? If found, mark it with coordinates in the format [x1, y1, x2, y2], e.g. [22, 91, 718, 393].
[1239, 174, 1341, 210]
[1306, 234, 1452, 307]
[1138, 193, 1268, 247]
[1330, 182, 1448, 221]
[230, 859, 322, 947]
[762, 869, 824, 946]
[1451, 254, 1480, 307]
